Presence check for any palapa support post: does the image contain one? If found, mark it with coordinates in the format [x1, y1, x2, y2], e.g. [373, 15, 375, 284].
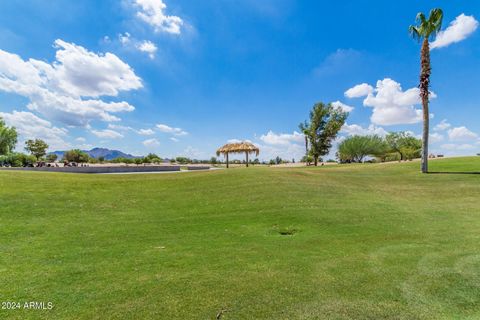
[246, 152, 249, 167]
[226, 152, 229, 168]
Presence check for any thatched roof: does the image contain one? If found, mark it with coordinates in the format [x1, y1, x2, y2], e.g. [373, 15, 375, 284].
[216, 142, 260, 156]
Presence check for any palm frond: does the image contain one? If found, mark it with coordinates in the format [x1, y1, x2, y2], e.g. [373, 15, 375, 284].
[429, 8, 444, 36]
[409, 25, 421, 41]
[416, 12, 426, 25]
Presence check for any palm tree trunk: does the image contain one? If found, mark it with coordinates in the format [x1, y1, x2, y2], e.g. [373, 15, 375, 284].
[420, 38, 431, 173]
[314, 156, 318, 166]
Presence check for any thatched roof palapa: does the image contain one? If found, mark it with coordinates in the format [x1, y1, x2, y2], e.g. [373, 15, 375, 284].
[216, 142, 260, 168]
[216, 142, 260, 156]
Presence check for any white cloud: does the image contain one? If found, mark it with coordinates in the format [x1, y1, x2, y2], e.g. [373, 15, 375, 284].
[357, 78, 435, 126]
[429, 132, 444, 143]
[136, 40, 157, 59]
[0, 40, 142, 126]
[252, 131, 306, 161]
[331, 101, 354, 113]
[156, 123, 188, 136]
[434, 119, 451, 131]
[75, 137, 86, 143]
[344, 83, 373, 98]
[0, 110, 70, 150]
[431, 14, 479, 50]
[259, 131, 304, 146]
[134, 0, 183, 34]
[143, 138, 160, 147]
[256, 142, 305, 162]
[108, 124, 155, 136]
[49, 40, 142, 97]
[169, 137, 179, 142]
[138, 128, 155, 136]
[91, 129, 124, 139]
[447, 126, 478, 141]
[341, 123, 388, 137]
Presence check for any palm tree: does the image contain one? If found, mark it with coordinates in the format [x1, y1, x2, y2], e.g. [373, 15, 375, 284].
[409, 8, 443, 173]
[298, 121, 310, 156]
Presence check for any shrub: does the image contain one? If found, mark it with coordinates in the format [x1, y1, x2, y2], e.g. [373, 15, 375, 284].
[0, 153, 37, 167]
[175, 157, 190, 164]
[337, 135, 389, 163]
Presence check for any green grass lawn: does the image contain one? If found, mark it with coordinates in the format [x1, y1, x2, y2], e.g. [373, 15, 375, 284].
[1, 157, 480, 319]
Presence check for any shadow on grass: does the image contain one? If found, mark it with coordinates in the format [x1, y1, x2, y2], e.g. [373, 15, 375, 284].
[428, 171, 480, 175]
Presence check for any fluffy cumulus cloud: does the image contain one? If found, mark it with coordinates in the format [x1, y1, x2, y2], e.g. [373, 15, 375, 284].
[253, 131, 305, 161]
[344, 83, 373, 98]
[136, 40, 158, 59]
[341, 123, 388, 137]
[256, 142, 305, 162]
[134, 0, 183, 34]
[91, 129, 124, 139]
[0, 110, 70, 150]
[143, 138, 160, 148]
[447, 126, 478, 141]
[331, 101, 354, 113]
[434, 119, 451, 131]
[431, 14, 479, 50]
[347, 78, 435, 126]
[259, 131, 304, 146]
[429, 132, 444, 143]
[0, 40, 142, 126]
[156, 124, 187, 136]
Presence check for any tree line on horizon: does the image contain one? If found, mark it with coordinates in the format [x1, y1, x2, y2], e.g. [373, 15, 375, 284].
[297, 102, 423, 165]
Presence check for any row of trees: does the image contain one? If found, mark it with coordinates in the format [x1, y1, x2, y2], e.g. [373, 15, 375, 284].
[0, 119, 52, 167]
[296, 9, 444, 173]
[337, 132, 421, 163]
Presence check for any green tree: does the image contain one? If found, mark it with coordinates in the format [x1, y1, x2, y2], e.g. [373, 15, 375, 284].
[386, 132, 422, 161]
[175, 157, 190, 164]
[0, 117, 18, 155]
[409, 8, 443, 173]
[25, 139, 49, 160]
[337, 135, 388, 163]
[46, 154, 58, 162]
[305, 102, 348, 166]
[63, 149, 89, 163]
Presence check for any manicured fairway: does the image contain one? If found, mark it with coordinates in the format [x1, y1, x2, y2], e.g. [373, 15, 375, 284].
[1, 157, 480, 319]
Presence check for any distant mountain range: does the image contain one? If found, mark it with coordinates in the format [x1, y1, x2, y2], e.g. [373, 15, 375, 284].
[50, 148, 138, 160]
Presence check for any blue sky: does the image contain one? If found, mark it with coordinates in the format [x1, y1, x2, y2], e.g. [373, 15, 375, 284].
[0, 0, 479, 160]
